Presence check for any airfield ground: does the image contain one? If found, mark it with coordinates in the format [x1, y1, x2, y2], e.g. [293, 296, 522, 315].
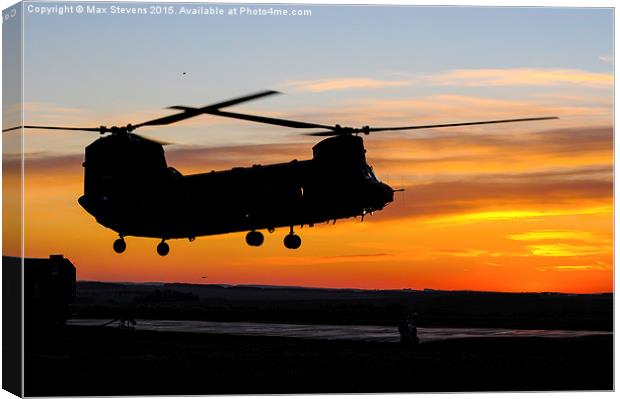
[25, 326, 612, 396]
[24, 283, 613, 395]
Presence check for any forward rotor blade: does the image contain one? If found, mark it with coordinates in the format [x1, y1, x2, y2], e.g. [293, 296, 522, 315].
[2, 91, 283, 134]
[203, 90, 282, 110]
[2, 126, 22, 133]
[366, 117, 559, 133]
[2, 125, 102, 133]
[133, 90, 281, 128]
[204, 110, 334, 130]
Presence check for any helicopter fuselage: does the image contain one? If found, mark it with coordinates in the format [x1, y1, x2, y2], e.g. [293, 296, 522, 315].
[77, 133, 394, 242]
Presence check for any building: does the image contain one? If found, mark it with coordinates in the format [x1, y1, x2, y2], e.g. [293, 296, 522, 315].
[24, 255, 76, 327]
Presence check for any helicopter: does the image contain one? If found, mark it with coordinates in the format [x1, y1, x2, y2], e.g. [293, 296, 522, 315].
[3, 90, 557, 256]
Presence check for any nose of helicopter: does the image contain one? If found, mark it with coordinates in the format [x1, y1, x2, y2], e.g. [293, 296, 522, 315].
[382, 182, 395, 203]
[373, 182, 394, 208]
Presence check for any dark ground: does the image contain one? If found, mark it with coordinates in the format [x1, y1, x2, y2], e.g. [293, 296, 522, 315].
[25, 326, 612, 396]
[24, 283, 614, 396]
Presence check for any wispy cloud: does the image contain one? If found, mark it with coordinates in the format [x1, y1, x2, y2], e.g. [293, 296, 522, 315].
[282, 67, 613, 94]
[284, 77, 412, 92]
[424, 68, 613, 88]
[528, 243, 611, 257]
[428, 206, 612, 226]
[507, 230, 596, 242]
[599, 54, 613, 63]
[506, 228, 612, 259]
[432, 248, 500, 258]
[537, 261, 611, 272]
[17, 126, 612, 222]
[378, 171, 612, 224]
[314, 94, 612, 129]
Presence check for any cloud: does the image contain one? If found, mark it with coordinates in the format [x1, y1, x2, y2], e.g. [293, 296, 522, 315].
[366, 126, 612, 179]
[538, 264, 611, 272]
[19, 153, 83, 175]
[377, 175, 612, 224]
[163, 126, 612, 178]
[20, 91, 613, 153]
[372, 126, 612, 157]
[320, 253, 392, 259]
[428, 206, 611, 225]
[284, 77, 412, 92]
[424, 68, 613, 88]
[431, 248, 498, 258]
[165, 126, 612, 173]
[281, 68, 612, 95]
[507, 230, 596, 242]
[165, 142, 311, 173]
[532, 92, 612, 106]
[15, 124, 612, 227]
[256, 253, 393, 267]
[527, 243, 611, 257]
[16, 123, 612, 179]
[506, 228, 612, 259]
[599, 54, 613, 63]
[23, 102, 85, 115]
[280, 94, 610, 133]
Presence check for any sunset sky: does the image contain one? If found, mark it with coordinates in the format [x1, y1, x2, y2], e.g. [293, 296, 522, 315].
[3, 3, 613, 293]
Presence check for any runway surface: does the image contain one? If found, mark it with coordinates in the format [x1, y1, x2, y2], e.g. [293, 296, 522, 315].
[67, 318, 612, 343]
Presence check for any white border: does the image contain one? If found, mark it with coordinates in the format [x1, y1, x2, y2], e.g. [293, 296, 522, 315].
[0, 1, 616, 399]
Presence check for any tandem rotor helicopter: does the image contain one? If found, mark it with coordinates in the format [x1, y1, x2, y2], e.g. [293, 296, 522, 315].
[3, 90, 557, 256]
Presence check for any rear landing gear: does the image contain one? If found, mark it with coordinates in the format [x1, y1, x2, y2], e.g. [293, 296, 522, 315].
[113, 238, 126, 254]
[245, 231, 264, 247]
[157, 240, 170, 256]
[284, 227, 301, 249]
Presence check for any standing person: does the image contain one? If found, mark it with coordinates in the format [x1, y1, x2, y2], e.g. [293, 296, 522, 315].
[398, 313, 420, 346]
[398, 317, 413, 345]
[409, 313, 420, 345]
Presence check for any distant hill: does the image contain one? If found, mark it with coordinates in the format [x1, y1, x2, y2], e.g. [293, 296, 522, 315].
[73, 281, 613, 331]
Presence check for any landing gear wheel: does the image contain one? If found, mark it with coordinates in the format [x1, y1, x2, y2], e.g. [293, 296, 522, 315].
[157, 241, 170, 256]
[245, 231, 265, 247]
[283, 234, 301, 250]
[113, 238, 126, 254]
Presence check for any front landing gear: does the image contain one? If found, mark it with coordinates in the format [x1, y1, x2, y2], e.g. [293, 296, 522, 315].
[283, 227, 301, 250]
[113, 237, 126, 254]
[157, 240, 170, 256]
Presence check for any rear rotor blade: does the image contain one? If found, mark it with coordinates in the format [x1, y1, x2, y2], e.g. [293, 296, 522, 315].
[366, 117, 559, 133]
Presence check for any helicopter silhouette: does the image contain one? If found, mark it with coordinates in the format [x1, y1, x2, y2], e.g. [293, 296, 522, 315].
[3, 90, 557, 256]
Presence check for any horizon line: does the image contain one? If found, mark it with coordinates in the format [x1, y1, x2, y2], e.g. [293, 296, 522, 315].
[76, 279, 613, 296]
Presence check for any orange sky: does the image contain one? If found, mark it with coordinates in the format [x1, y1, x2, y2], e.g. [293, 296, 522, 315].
[3, 7, 613, 294]
[6, 122, 612, 294]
